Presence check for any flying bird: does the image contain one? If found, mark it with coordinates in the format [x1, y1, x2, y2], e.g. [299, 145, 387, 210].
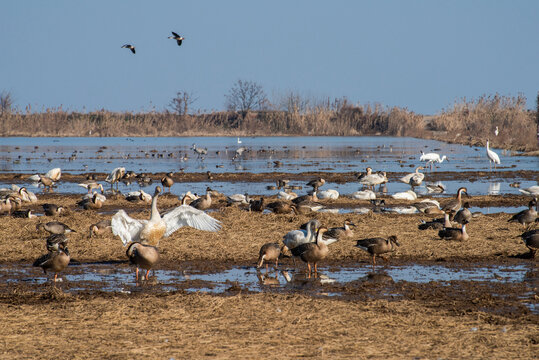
[121, 44, 136, 54]
[168, 31, 185, 46]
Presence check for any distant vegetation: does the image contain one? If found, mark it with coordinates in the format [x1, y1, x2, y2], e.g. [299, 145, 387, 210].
[0, 86, 537, 151]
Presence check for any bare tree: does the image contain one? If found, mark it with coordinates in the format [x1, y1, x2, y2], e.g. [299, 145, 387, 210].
[169, 91, 197, 116]
[0, 91, 13, 115]
[225, 80, 268, 113]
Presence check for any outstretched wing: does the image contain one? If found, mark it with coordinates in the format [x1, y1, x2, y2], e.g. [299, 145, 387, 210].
[111, 210, 146, 246]
[162, 205, 221, 237]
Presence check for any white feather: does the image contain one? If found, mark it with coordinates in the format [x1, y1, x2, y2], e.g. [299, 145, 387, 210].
[162, 205, 222, 237]
[111, 210, 147, 246]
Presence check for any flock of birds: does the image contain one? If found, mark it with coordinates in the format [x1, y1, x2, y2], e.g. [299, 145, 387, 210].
[1, 137, 538, 283]
[121, 31, 185, 54]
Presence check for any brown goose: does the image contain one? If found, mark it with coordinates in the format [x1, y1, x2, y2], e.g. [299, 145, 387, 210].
[442, 187, 468, 213]
[256, 243, 281, 271]
[266, 201, 296, 214]
[33, 246, 70, 282]
[292, 191, 318, 204]
[89, 220, 112, 238]
[290, 227, 329, 277]
[307, 178, 325, 191]
[46, 234, 68, 252]
[438, 222, 469, 241]
[355, 235, 400, 269]
[36, 221, 76, 235]
[189, 187, 212, 210]
[326, 220, 356, 240]
[508, 199, 537, 229]
[126, 242, 159, 280]
[121, 44, 136, 54]
[160, 172, 174, 192]
[249, 197, 265, 212]
[42, 203, 65, 216]
[168, 31, 185, 46]
[454, 202, 472, 225]
[418, 212, 452, 230]
[78, 192, 104, 210]
[38, 176, 54, 191]
[519, 229, 539, 257]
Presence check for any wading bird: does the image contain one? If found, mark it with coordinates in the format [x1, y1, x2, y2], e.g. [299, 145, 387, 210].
[419, 151, 448, 170]
[486, 140, 500, 171]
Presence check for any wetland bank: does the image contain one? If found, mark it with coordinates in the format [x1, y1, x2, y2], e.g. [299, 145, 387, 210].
[0, 136, 538, 359]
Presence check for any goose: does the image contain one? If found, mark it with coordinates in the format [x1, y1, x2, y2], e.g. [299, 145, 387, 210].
[508, 200, 537, 229]
[418, 212, 453, 230]
[413, 199, 442, 214]
[105, 167, 126, 189]
[266, 201, 296, 214]
[282, 219, 319, 252]
[355, 235, 400, 270]
[42, 203, 65, 216]
[33, 245, 70, 282]
[326, 220, 356, 240]
[292, 191, 318, 204]
[78, 192, 104, 210]
[121, 44, 136, 54]
[7, 186, 37, 203]
[11, 209, 37, 218]
[352, 190, 376, 200]
[391, 190, 417, 201]
[290, 227, 329, 277]
[160, 172, 174, 192]
[419, 151, 448, 170]
[519, 229, 539, 257]
[168, 31, 185, 46]
[38, 176, 55, 191]
[426, 183, 445, 193]
[441, 187, 468, 213]
[189, 187, 213, 210]
[399, 166, 425, 187]
[486, 139, 500, 171]
[358, 168, 388, 190]
[36, 221, 76, 235]
[46, 234, 68, 252]
[248, 197, 265, 212]
[276, 179, 289, 189]
[256, 243, 281, 271]
[294, 200, 325, 214]
[89, 220, 112, 238]
[0, 198, 13, 215]
[111, 186, 221, 247]
[454, 202, 472, 225]
[439, 222, 469, 241]
[307, 178, 325, 191]
[125, 190, 152, 204]
[318, 189, 339, 200]
[126, 242, 159, 280]
[78, 181, 104, 194]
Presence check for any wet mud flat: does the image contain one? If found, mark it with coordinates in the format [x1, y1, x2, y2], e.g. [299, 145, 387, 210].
[0, 172, 538, 358]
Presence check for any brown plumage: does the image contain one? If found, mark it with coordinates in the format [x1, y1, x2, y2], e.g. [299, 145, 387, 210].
[442, 187, 468, 213]
[126, 242, 159, 281]
[266, 201, 296, 214]
[160, 172, 174, 192]
[290, 227, 329, 277]
[355, 235, 400, 269]
[78, 193, 103, 210]
[189, 187, 212, 210]
[453, 202, 472, 225]
[89, 220, 112, 238]
[36, 221, 76, 235]
[438, 223, 469, 241]
[508, 200, 537, 228]
[42, 203, 65, 216]
[326, 220, 356, 240]
[292, 191, 318, 204]
[33, 247, 70, 282]
[249, 197, 265, 212]
[38, 176, 54, 191]
[257, 243, 281, 271]
[418, 212, 452, 230]
[520, 229, 539, 257]
[307, 178, 325, 191]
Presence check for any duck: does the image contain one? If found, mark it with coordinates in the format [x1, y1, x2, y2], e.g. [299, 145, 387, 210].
[168, 31, 185, 46]
[282, 219, 319, 251]
[418, 212, 453, 230]
[160, 172, 174, 192]
[355, 235, 400, 269]
[111, 186, 221, 247]
[121, 44, 136, 54]
[266, 201, 296, 214]
[89, 220, 112, 238]
[290, 227, 329, 277]
[441, 187, 468, 213]
[33, 245, 70, 282]
[453, 202, 473, 225]
[248, 197, 265, 212]
[307, 178, 325, 192]
[508, 199, 537, 229]
[438, 222, 469, 241]
[36, 221, 76, 235]
[256, 243, 281, 271]
[42, 203, 65, 216]
[399, 166, 425, 187]
[126, 242, 159, 280]
[326, 220, 356, 240]
[318, 189, 339, 200]
[391, 190, 417, 201]
[189, 187, 213, 210]
[519, 229, 539, 257]
[351, 190, 376, 200]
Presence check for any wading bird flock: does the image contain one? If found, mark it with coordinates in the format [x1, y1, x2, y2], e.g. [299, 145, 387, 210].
[1, 137, 537, 283]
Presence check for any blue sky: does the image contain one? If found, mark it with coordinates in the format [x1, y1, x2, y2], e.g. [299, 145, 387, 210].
[1, 1, 538, 114]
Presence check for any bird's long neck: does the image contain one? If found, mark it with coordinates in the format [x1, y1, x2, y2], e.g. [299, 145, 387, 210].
[461, 224, 467, 235]
[306, 223, 313, 240]
[150, 192, 160, 221]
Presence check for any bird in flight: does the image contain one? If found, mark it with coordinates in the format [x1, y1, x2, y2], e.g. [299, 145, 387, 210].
[121, 44, 136, 54]
[168, 31, 185, 46]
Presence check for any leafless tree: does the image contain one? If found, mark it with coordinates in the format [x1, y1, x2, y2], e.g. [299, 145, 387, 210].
[169, 91, 197, 116]
[0, 91, 13, 115]
[225, 80, 268, 113]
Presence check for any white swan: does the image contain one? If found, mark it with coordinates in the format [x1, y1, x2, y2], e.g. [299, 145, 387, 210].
[399, 166, 425, 187]
[112, 186, 221, 247]
[351, 190, 376, 200]
[282, 219, 318, 251]
[519, 186, 539, 198]
[318, 189, 339, 200]
[391, 190, 418, 200]
[486, 140, 500, 170]
[278, 191, 297, 200]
